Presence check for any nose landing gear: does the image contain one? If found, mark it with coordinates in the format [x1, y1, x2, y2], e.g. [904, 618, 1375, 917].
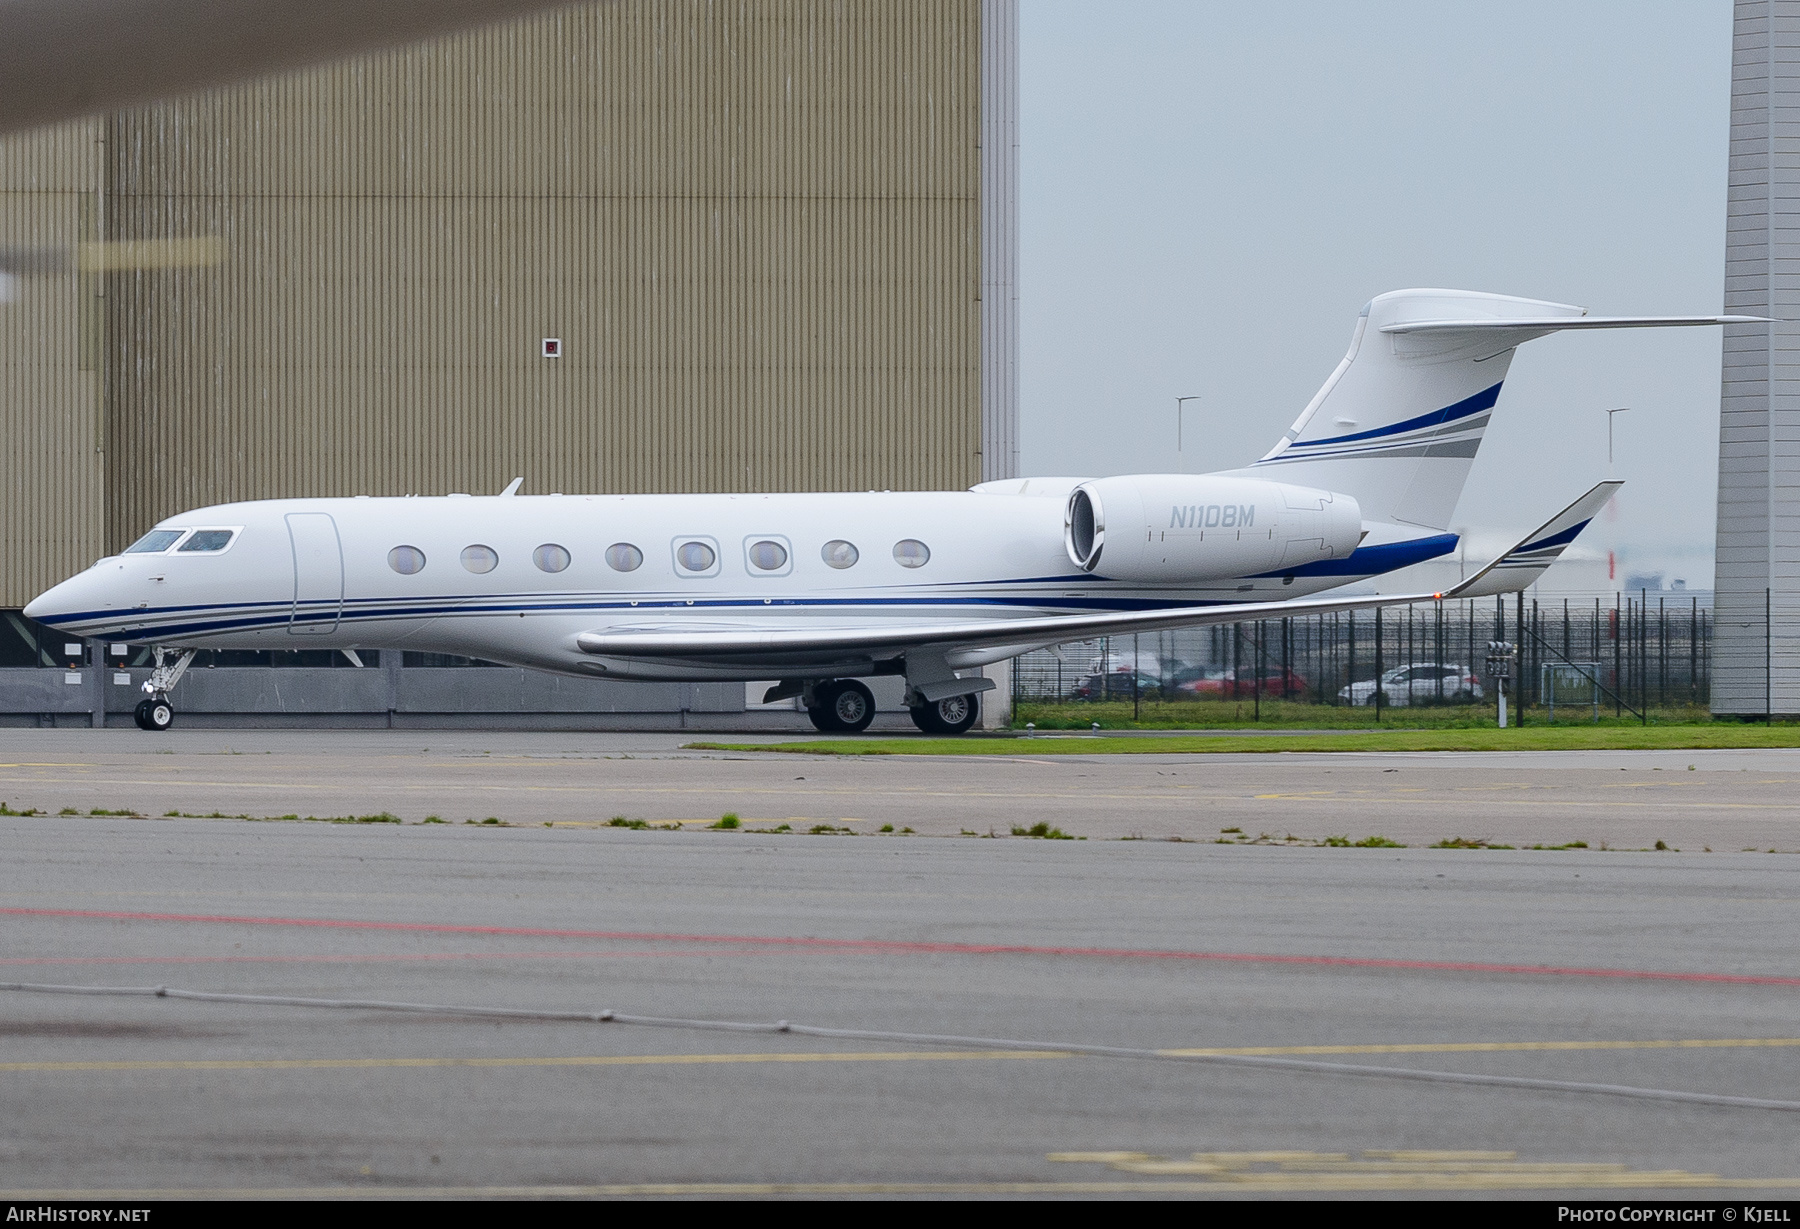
[133, 647, 195, 732]
[133, 697, 174, 731]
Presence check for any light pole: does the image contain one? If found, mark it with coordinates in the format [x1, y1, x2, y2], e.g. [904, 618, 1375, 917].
[1606, 406, 1631, 476]
[1604, 406, 1630, 588]
[1176, 395, 1201, 453]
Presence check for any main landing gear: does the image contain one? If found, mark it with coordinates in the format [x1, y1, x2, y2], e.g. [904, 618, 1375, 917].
[909, 691, 980, 736]
[133, 647, 195, 732]
[794, 673, 985, 736]
[806, 679, 877, 733]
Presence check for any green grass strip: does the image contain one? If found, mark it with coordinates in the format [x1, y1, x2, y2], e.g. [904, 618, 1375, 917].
[686, 726, 1800, 757]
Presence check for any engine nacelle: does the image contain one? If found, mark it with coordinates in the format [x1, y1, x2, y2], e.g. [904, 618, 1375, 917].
[1065, 474, 1362, 583]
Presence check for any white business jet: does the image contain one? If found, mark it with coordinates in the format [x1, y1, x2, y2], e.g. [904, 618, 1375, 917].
[24, 289, 1755, 733]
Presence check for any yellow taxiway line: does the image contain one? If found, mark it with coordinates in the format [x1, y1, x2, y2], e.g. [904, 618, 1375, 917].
[4, 1036, 1798, 1073]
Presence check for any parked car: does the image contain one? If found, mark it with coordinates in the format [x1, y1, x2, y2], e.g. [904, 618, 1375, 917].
[1338, 664, 1484, 707]
[1175, 667, 1309, 699]
[1070, 671, 1163, 701]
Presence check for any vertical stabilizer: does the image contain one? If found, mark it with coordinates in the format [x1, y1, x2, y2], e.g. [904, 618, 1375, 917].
[1232, 289, 1753, 532]
[1235, 289, 1586, 530]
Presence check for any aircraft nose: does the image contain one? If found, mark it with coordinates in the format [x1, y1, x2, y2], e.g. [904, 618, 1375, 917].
[25, 573, 91, 624]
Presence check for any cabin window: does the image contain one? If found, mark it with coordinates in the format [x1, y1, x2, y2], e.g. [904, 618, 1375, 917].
[177, 529, 236, 553]
[746, 539, 788, 571]
[893, 539, 931, 568]
[388, 545, 427, 575]
[461, 544, 499, 574]
[125, 530, 184, 554]
[533, 543, 571, 573]
[821, 540, 859, 569]
[605, 543, 643, 572]
[675, 540, 717, 574]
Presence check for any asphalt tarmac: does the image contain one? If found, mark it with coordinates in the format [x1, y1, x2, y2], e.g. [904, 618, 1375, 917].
[1, 731, 1797, 1199]
[1, 729, 1799, 849]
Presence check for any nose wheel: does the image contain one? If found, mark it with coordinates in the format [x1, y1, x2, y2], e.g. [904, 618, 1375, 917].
[806, 680, 876, 733]
[133, 697, 174, 731]
[132, 647, 193, 732]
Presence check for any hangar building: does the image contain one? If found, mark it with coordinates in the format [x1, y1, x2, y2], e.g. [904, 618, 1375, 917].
[0, 0, 1020, 728]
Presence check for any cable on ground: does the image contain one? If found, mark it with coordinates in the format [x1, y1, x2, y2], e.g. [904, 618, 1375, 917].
[3, 979, 1794, 1113]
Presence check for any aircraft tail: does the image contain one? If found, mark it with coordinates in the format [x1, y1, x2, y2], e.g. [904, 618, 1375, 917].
[1234, 288, 1754, 531]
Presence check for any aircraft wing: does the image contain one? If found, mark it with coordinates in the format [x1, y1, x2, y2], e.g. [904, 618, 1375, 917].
[0, 0, 577, 136]
[573, 484, 1620, 664]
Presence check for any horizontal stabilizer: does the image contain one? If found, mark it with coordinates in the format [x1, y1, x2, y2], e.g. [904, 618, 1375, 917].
[1380, 315, 1766, 335]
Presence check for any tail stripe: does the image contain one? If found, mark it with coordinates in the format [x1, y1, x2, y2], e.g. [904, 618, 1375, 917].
[1279, 382, 1502, 452]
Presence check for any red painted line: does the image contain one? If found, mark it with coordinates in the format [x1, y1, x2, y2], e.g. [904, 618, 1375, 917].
[4, 906, 1797, 987]
[0, 951, 745, 966]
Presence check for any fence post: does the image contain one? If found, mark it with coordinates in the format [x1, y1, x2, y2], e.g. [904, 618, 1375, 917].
[1374, 607, 1383, 721]
[1620, 597, 1634, 719]
[1435, 601, 1444, 703]
[1468, 599, 1476, 694]
[1232, 622, 1241, 713]
[1690, 596, 1698, 707]
[1254, 621, 1263, 722]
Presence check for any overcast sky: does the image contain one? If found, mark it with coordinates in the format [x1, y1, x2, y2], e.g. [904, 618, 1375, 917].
[1020, 0, 1732, 588]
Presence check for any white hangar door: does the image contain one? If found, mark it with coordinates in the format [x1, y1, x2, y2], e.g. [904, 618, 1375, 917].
[286, 512, 344, 635]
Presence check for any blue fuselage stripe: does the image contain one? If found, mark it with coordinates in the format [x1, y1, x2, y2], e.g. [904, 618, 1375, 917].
[41, 592, 1249, 641]
[1250, 534, 1459, 579]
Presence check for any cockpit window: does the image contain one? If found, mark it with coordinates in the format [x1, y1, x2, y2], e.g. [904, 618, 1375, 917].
[125, 530, 184, 554]
[177, 529, 236, 553]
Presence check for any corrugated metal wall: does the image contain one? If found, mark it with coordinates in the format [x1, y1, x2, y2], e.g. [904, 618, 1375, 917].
[1716, 0, 1800, 713]
[0, 123, 106, 603]
[978, 0, 1019, 484]
[97, 0, 983, 562]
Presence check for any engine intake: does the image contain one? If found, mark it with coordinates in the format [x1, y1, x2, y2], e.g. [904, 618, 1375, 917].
[1066, 486, 1102, 570]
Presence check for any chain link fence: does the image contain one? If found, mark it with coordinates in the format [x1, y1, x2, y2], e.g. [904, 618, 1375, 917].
[1012, 593, 1712, 720]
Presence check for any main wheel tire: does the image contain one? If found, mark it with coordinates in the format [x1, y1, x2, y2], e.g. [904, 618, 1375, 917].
[135, 697, 173, 731]
[909, 692, 980, 736]
[809, 680, 876, 734]
[827, 679, 876, 733]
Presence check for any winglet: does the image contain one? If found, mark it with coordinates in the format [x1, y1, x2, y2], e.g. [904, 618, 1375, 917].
[499, 477, 524, 497]
[1441, 481, 1622, 601]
